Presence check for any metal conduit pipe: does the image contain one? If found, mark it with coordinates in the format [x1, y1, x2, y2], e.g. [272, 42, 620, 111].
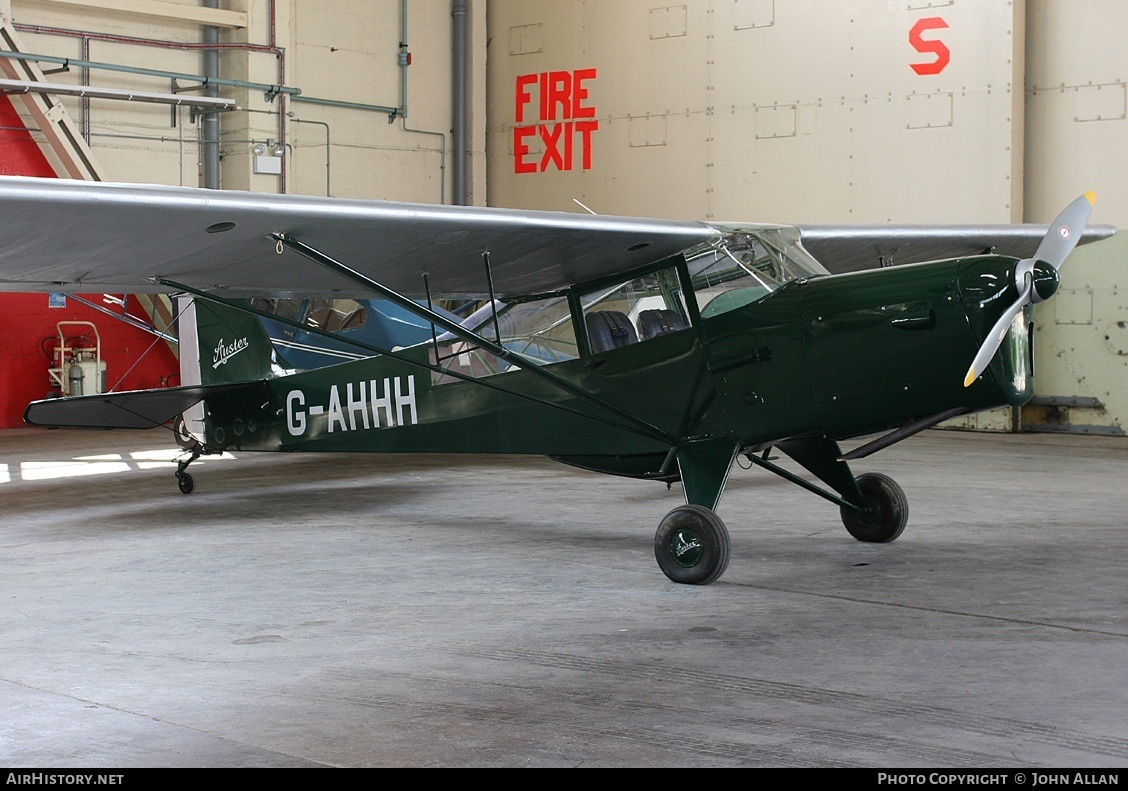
[0, 50, 298, 99]
[201, 0, 220, 189]
[287, 113, 331, 197]
[12, 0, 446, 199]
[399, 0, 409, 117]
[14, 22, 283, 58]
[14, 8, 290, 193]
[14, 16, 288, 145]
[290, 0, 410, 120]
[399, 117, 446, 205]
[451, 0, 469, 205]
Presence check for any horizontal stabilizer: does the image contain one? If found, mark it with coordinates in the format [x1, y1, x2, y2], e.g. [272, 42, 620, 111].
[24, 383, 255, 429]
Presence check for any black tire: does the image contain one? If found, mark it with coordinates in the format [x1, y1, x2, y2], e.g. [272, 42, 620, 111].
[840, 472, 908, 543]
[177, 472, 195, 495]
[173, 415, 197, 450]
[654, 504, 731, 585]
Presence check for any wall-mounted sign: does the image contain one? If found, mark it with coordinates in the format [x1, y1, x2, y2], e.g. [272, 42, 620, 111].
[513, 68, 599, 173]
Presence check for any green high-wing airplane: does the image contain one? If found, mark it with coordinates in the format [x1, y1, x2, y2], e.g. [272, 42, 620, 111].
[1, 177, 1110, 585]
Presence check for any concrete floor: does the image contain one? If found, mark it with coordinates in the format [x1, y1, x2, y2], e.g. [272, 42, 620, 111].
[1, 426, 1126, 767]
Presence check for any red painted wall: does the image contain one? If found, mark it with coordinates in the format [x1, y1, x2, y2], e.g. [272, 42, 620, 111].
[0, 93, 56, 176]
[0, 95, 178, 429]
[0, 294, 179, 428]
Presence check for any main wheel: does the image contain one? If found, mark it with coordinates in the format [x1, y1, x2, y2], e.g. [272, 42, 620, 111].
[840, 472, 908, 543]
[654, 504, 731, 585]
[173, 415, 198, 450]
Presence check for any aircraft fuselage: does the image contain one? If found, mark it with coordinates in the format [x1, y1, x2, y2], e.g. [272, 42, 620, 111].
[196, 253, 1032, 480]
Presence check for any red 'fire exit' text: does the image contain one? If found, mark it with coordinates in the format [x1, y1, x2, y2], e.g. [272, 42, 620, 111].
[513, 68, 598, 174]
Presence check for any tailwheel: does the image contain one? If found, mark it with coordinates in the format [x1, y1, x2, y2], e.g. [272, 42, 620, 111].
[654, 504, 731, 585]
[840, 472, 908, 543]
[176, 472, 195, 495]
[175, 446, 202, 495]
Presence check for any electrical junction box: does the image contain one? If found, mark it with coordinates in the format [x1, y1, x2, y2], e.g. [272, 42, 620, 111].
[254, 155, 282, 175]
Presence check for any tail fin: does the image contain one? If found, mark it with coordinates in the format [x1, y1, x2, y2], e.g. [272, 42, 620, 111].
[179, 297, 277, 387]
[177, 297, 277, 445]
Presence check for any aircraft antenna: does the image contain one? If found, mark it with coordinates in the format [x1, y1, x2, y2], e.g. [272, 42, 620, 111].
[572, 198, 598, 215]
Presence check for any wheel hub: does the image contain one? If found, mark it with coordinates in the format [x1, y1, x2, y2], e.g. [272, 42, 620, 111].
[860, 498, 883, 526]
[669, 528, 703, 568]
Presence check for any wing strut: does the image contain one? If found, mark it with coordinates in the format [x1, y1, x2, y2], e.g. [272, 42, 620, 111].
[270, 233, 679, 446]
[158, 277, 677, 447]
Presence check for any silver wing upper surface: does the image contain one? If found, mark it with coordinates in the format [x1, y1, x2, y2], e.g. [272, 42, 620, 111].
[0, 177, 1115, 297]
[0, 177, 719, 298]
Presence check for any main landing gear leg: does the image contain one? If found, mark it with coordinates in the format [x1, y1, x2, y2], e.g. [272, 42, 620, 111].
[773, 437, 908, 543]
[654, 438, 738, 585]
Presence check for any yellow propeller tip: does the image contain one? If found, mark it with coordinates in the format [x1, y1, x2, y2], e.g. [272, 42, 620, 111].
[1085, 191, 1097, 205]
[963, 369, 977, 388]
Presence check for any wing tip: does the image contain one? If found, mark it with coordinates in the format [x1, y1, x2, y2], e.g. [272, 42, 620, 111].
[1085, 191, 1097, 206]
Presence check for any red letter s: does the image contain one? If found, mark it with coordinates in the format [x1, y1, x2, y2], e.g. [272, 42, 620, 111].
[909, 17, 950, 76]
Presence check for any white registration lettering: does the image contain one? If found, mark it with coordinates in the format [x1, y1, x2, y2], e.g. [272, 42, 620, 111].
[346, 381, 370, 431]
[293, 375, 419, 435]
[286, 390, 306, 436]
[395, 375, 417, 426]
[327, 385, 347, 433]
[370, 377, 394, 427]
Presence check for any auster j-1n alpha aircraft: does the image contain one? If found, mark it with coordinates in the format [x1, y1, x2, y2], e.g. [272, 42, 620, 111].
[0, 177, 1109, 585]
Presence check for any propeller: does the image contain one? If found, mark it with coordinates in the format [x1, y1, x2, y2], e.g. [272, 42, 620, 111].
[962, 192, 1096, 387]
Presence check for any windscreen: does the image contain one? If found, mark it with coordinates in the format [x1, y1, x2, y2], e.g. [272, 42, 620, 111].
[686, 226, 829, 317]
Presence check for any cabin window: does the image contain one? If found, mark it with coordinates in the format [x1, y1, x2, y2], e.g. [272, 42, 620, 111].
[303, 299, 368, 332]
[580, 266, 690, 355]
[430, 294, 578, 384]
[686, 226, 827, 318]
[249, 298, 367, 333]
[249, 297, 303, 324]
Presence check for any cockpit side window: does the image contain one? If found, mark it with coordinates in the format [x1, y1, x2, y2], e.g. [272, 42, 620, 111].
[579, 265, 690, 355]
[429, 294, 579, 385]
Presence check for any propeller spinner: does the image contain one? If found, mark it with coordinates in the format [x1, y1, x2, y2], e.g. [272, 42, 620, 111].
[962, 192, 1096, 388]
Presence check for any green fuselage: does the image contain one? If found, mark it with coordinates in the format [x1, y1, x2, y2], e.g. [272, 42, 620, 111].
[199, 254, 1031, 480]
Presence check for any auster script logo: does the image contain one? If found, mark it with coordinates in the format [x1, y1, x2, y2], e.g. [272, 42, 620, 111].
[213, 337, 249, 369]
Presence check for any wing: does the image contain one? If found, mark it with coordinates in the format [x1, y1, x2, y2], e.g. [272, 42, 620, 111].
[798, 224, 1117, 273]
[0, 177, 719, 298]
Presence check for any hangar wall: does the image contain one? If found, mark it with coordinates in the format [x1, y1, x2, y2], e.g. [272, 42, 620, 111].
[2, 0, 487, 203]
[1023, 0, 1128, 435]
[0, 0, 487, 429]
[486, 0, 1023, 223]
[486, 0, 1128, 435]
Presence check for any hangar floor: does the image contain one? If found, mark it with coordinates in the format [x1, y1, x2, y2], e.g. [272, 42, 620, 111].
[1, 426, 1126, 768]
